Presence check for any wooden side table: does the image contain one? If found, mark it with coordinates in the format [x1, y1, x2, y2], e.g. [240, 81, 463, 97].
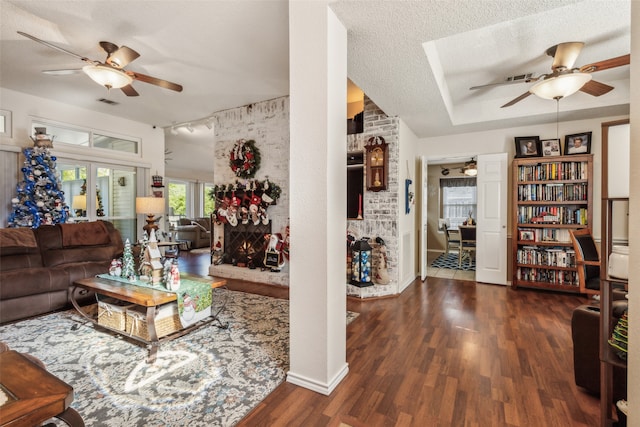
[0, 350, 84, 426]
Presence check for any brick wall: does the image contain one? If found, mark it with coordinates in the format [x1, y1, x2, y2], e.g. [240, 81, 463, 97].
[209, 97, 290, 286]
[347, 97, 400, 298]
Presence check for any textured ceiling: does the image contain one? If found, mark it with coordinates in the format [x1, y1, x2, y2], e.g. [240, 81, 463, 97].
[0, 0, 631, 172]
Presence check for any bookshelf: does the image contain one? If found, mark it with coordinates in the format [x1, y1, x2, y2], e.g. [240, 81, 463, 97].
[511, 154, 593, 292]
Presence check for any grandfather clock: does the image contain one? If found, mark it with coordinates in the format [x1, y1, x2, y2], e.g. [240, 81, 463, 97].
[365, 136, 388, 192]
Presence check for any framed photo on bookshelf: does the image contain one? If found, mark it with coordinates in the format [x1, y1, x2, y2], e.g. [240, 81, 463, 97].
[564, 132, 591, 155]
[541, 138, 561, 156]
[519, 230, 535, 242]
[515, 136, 541, 157]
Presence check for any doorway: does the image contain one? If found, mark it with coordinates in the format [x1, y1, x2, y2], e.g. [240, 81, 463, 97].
[424, 158, 477, 281]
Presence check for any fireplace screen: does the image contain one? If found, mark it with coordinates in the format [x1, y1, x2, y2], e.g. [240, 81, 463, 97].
[223, 222, 272, 268]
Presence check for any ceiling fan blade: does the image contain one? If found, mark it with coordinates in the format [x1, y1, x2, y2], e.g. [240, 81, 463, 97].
[548, 42, 584, 70]
[106, 46, 140, 69]
[579, 54, 630, 73]
[120, 85, 140, 97]
[579, 79, 614, 97]
[42, 68, 82, 75]
[17, 31, 96, 64]
[501, 91, 532, 108]
[470, 74, 538, 90]
[128, 71, 183, 92]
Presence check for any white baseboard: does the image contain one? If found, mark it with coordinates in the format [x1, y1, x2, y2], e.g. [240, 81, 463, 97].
[286, 363, 349, 395]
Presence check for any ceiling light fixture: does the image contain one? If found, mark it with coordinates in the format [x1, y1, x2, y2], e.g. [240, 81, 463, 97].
[82, 64, 133, 89]
[186, 124, 194, 133]
[530, 72, 592, 100]
[462, 158, 478, 176]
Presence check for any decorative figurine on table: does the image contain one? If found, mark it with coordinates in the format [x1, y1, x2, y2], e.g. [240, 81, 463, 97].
[167, 260, 181, 291]
[109, 259, 122, 277]
[145, 232, 164, 284]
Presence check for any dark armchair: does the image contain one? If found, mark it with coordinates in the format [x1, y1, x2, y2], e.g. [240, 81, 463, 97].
[569, 228, 600, 295]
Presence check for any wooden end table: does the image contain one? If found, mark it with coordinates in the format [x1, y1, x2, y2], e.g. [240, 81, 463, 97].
[69, 274, 227, 363]
[0, 350, 84, 427]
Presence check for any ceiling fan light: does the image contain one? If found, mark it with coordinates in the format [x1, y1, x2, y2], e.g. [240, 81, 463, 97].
[82, 64, 132, 89]
[530, 72, 592, 100]
[464, 165, 478, 176]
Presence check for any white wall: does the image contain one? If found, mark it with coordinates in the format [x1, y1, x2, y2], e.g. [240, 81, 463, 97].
[0, 88, 164, 172]
[398, 119, 419, 290]
[416, 114, 629, 240]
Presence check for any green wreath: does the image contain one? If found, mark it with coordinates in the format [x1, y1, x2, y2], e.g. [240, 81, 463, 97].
[229, 139, 261, 179]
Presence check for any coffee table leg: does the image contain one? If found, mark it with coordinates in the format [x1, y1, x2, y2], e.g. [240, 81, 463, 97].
[145, 306, 159, 363]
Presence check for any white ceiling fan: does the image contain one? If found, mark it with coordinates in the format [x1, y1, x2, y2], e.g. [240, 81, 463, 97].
[470, 41, 630, 108]
[18, 31, 183, 96]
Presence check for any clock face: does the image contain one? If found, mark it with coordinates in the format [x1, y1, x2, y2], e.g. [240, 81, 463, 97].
[371, 147, 384, 166]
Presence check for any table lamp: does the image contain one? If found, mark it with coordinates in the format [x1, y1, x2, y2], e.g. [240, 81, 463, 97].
[136, 196, 165, 236]
[72, 195, 87, 216]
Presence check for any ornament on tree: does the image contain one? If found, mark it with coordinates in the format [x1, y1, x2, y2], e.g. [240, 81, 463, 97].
[121, 239, 136, 281]
[8, 129, 69, 228]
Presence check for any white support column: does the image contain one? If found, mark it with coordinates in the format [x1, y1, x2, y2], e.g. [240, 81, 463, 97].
[287, 1, 348, 394]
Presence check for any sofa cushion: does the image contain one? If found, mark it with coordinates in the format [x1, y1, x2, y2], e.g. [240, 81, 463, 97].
[36, 221, 121, 268]
[60, 221, 110, 247]
[0, 228, 37, 250]
[0, 268, 69, 299]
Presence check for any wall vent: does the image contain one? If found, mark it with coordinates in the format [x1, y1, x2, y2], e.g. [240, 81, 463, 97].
[97, 98, 118, 105]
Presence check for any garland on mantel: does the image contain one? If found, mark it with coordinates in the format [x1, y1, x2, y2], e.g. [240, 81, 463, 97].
[229, 139, 261, 179]
[208, 178, 282, 227]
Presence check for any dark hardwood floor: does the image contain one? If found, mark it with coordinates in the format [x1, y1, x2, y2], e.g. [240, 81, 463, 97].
[179, 251, 600, 426]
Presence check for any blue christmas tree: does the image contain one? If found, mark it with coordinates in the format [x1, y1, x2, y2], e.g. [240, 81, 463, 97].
[8, 129, 69, 228]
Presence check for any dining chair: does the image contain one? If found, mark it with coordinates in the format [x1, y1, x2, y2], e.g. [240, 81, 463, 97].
[443, 226, 461, 254]
[458, 225, 476, 267]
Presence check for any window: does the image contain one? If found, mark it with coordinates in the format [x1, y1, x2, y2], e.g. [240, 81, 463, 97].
[441, 177, 477, 229]
[168, 181, 187, 217]
[32, 120, 139, 154]
[58, 162, 137, 242]
[203, 183, 216, 216]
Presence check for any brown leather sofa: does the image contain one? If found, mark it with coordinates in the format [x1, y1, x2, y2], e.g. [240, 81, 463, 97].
[174, 217, 211, 249]
[571, 298, 627, 401]
[0, 221, 123, 324]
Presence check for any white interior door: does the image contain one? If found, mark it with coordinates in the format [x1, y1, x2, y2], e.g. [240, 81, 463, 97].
[475, 153, 507, 285]
[420, 156, 428, 281]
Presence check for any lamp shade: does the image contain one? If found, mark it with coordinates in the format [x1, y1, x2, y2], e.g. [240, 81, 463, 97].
[82, 64, 133, 89]
[72, 195, 87, 210]
[530, 73, 592, 100]
[136, 197, 165, 215]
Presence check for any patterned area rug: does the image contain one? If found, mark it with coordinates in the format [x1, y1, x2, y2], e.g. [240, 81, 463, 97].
[0, 290, 358, 426]
[430, 252, 475, 271]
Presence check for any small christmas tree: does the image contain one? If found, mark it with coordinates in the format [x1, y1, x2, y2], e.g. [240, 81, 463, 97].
[121, 239, 136, 281]
[8, 128, 69, 228]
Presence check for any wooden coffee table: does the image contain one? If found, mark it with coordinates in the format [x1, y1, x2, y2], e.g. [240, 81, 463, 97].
[70, 274, 227, 363]
[0, 350, 84, 426]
